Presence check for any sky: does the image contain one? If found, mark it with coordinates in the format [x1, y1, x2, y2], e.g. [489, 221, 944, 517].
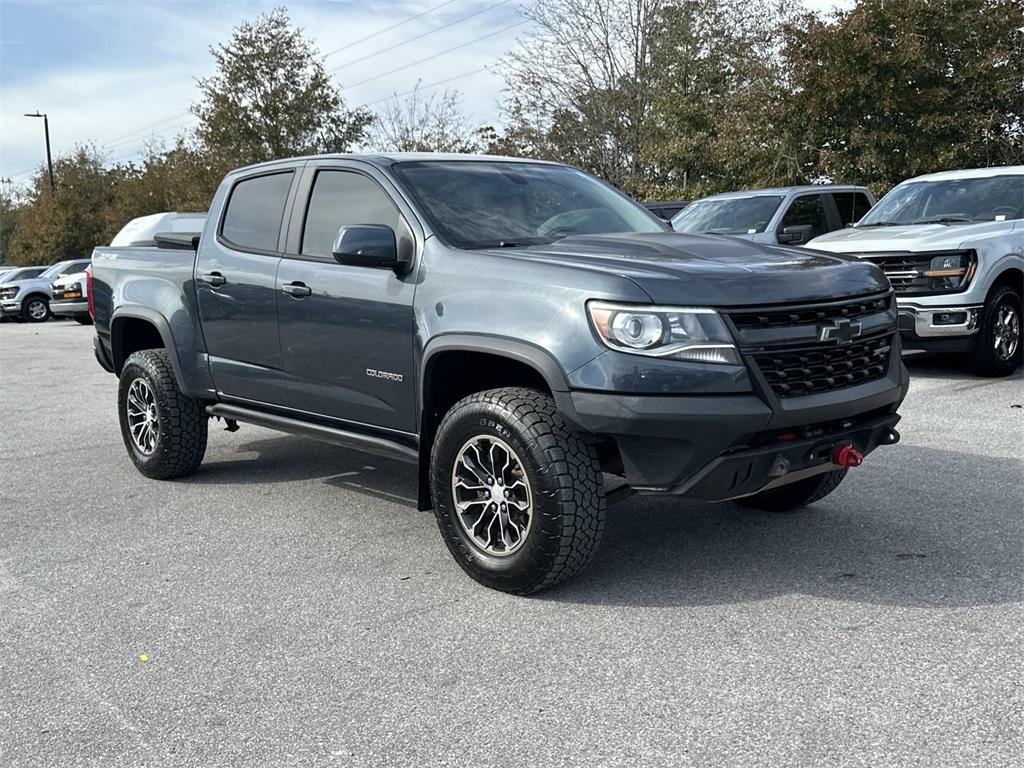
[0, 0, 852, 188]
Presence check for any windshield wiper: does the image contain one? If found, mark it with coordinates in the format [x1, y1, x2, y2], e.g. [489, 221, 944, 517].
[856, 221, 904, 228]
[910, 216, 979, 225]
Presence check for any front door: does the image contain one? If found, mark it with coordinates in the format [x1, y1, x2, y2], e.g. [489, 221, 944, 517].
[195, 169, 295, 402]
[275, 166, 417, 433]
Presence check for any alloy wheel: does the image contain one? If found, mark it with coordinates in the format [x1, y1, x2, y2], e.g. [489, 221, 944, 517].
[993, 303, 1020, 361]
[126, 378, 159, 455]
[451, 435, 533, 556]
[27, 300, 47, 320]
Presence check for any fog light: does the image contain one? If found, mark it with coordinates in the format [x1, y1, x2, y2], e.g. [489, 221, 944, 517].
[933, 311, 968, 326]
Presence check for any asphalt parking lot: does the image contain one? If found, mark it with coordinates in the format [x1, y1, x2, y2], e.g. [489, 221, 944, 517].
[1, 320, 1021, 767]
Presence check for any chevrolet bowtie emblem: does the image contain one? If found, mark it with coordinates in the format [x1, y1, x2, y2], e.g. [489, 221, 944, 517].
[818, 317, 862, 344]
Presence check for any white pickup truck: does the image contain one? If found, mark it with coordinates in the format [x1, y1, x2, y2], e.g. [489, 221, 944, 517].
[809, 166, 1023, 377]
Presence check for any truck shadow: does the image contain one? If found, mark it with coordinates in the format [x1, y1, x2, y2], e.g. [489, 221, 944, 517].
[194, 435, 1021, 610]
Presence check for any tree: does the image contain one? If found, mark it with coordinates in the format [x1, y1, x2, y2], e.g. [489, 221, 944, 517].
[784, 0, 1024, 192]
[369, 84, 487, 153]
[497, 0, 665, 195]
[193, 7, 373, 168]
[5, 146, 124, 266]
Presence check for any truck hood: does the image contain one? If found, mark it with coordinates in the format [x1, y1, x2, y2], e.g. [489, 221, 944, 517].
[808, 220, 1016, 253]
[481, 232, 887, 306]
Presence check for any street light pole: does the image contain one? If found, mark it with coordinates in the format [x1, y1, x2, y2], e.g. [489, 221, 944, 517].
[24, 112, 55, 194]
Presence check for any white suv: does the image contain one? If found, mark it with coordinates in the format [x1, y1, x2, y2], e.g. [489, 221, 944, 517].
[808, 166, 1023, 377]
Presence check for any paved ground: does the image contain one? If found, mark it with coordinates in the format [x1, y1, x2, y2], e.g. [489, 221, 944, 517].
[0, 320, 1021, 767]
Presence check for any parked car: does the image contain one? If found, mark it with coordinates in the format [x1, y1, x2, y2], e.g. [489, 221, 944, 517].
[0, 267, 39, 321]
[642, 200, 689, 221]
[50, 269, 93, 324]
[90, 154, 906, 594]
[0, 259, 92, 323]
[672, 185, 876, 246]
[808, 166, 1023, 377]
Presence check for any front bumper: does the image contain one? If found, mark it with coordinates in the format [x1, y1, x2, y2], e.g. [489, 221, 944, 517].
[0, 299, 22, 316]
[554, 346, 908, 501]
[50, 299, 89, 317]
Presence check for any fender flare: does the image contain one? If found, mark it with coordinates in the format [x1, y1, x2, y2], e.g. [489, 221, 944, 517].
[110, 306, 188, 392]
[419, 333, 570, 408]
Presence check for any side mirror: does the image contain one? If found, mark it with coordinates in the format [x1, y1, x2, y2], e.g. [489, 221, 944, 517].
[332, 225, 408, 271]
[777, 224, 814, 245]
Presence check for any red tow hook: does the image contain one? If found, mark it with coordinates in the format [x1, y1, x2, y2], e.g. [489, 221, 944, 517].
[832, 443, 864, 468]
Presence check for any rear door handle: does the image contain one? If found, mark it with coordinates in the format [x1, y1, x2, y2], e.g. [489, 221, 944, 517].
[201, 271, 226, 287]
[282, 281, 312, 298]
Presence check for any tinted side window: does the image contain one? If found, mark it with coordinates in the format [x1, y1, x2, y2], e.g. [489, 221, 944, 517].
[831, 192, 873, 225]
[220, 172, 293, 252]
[61, 261, 89, 275]
[780, 195, 830, 239]
[301, 171, 404, 257]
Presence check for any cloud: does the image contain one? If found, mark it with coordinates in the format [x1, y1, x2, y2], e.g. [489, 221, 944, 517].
[0, 1, 526, 182]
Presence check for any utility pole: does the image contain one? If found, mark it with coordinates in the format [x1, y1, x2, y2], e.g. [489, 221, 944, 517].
[24, 112, 55, 194]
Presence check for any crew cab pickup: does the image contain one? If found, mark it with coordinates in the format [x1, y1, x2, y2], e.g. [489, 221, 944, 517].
[91, 154, 907, 594]
[809, 166, 1023, 376]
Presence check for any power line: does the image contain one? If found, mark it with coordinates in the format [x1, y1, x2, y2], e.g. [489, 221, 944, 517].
[321, 0, 459, 59]
[345, 19, 528, 89]
[358, 66, 490, 108]
[328, 0, 511, 75]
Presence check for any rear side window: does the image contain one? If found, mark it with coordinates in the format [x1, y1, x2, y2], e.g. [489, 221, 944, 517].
[831, 192, 873, 225]
[61, 261, 89, 275]
[780, 194, 830, 239]
[301, 170, 404, 257]
[220, 172, 293, 252]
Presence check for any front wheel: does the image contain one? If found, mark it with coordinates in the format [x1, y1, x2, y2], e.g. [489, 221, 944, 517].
[22, 296, 50, 323]
[431, 388, 606, 595]
[118, 349, 208, 479]
[735, 469, 848, 513]
[969, 285, 1022, 377]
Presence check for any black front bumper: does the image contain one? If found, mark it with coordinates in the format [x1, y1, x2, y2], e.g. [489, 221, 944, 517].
[555, 348, 908, 502]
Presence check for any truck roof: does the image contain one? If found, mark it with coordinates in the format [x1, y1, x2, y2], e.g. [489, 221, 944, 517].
[699, 184, 871, 201]
[230, 153, 562, 174]
[899, 165, 1024, 183]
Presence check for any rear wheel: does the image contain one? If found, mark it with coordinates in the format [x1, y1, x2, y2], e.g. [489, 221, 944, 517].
[736, 469, 847, 513]
[22, 296, 50, 323]
[118, 349, 208, 479]
[969, 285, 1021, 377]
[431, 387, 605, 595]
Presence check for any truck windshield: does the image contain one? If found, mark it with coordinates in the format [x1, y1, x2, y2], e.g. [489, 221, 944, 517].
[392, 161, 665, 249]
[859, 175, 1024, 226]
[671, 195, 784, 234]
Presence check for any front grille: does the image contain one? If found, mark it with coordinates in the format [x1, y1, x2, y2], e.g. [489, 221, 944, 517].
[730, 293, 890, 329]
[859, 252, 931, 292]
[752, 333, 893, 397]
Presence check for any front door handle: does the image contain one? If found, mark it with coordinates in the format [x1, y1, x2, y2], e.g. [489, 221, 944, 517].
[282, 281, 312, 298]
[201, 271, 226, 287]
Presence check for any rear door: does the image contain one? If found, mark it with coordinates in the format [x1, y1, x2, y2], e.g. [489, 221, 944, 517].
[195, 167, 298, 402]
[274, 161, 419, 433]
[828, 190, 874, 227]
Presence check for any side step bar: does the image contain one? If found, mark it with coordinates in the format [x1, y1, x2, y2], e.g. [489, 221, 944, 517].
[205, 403, 418, 464]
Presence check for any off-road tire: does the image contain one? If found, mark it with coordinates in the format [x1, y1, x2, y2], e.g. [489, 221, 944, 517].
[969, 285, 1022, 377]
[736, 468, 848, 513]
[21, 295, 50, 323]
[118, 349, 208, 480]
[431, 387, 605, 595]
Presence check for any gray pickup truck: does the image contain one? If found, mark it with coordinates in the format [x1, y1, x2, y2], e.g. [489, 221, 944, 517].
[90, 154, 907, 594]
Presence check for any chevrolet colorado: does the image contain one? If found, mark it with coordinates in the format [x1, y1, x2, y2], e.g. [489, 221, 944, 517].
[91, 154, 907, 594]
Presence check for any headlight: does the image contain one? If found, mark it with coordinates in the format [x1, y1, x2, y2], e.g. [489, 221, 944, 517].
[920, 250, 976, 294]
[588, 301, 741, 364]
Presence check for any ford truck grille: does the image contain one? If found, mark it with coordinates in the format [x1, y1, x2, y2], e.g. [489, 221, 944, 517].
[751, 333, 893, 397]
